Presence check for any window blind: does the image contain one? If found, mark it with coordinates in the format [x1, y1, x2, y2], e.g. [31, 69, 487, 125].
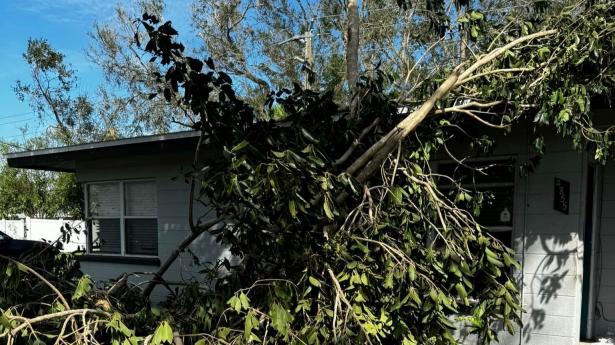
[125, 181, 157, 217]
[125, 219, 158, 255]
[90, 219, 121, 253]
[88, 183, 120, 217]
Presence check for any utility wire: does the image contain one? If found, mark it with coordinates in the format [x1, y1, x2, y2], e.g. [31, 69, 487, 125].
[0, 116, 39, 127]
[0, 111, 35, 121]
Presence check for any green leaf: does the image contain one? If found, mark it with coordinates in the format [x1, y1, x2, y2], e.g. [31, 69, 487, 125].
[269, 303, 294, 336]
[217, 327, 232, 340]
[537, 46, 550, 59]
[231, 140, 249, 152]
[384, 272, 394, 289]
[470, 11, 484, 20]
[558, 109, 571, 122]
[363, 322, 379, 335]
[151, 321, 173, 345]
[244, 311, 259, 340]
[72, 275, 93, 301]
[470, 25, 479, 38]
[239, 292, 250, 310]
[408, 264, 416, 282]
[323, 197, 334, 220]
[227, 295, 242, 313]
[308, 276, 321, 288]
[288, 199, 297, 218]
[389, 186, 404, 205]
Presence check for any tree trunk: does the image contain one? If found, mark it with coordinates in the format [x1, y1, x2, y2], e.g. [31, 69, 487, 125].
[346, 0, 360, 115]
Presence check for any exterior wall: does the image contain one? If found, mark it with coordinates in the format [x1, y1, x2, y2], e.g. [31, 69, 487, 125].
[593, 161, 615, 337]
[70, 128, 590, 340]
[75, 152, 229, 300]
[517, 144, 586, 345]
[446, 127, 587, 345]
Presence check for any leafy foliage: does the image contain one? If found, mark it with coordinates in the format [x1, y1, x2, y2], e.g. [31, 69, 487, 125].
[133, 11, 527, 344]
[0, 162, 82, 219]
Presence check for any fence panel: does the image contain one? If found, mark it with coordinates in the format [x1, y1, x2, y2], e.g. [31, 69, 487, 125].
[1, 218, 86, 252]
[0, 219, 26, 239]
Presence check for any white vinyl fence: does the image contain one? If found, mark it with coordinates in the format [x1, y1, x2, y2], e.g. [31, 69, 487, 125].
[0, 218, 86, 252]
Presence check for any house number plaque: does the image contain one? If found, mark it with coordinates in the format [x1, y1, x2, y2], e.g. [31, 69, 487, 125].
[554, 177, 570, 214]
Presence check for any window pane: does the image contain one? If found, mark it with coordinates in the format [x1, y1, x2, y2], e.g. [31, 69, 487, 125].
[125, 219, 158, 256]
[88, 183, 120, 217]
[476, 186, 514, 227]
[491, 230, 512, 248]
[125, 181, 157, 217]
[90, 219, 121, 254]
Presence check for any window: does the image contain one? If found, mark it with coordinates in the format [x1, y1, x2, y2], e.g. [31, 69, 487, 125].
[437, 158, 516, 247]
[86, 180, 158, 256]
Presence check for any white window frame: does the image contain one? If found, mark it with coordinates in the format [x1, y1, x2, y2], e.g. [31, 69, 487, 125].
[435, 156, 517, 233]
[84, 179, 158, 257]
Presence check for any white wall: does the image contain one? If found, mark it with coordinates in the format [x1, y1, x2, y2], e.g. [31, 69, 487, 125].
[28, 218, 86, 252]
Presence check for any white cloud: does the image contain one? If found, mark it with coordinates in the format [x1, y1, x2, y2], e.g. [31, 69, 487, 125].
[11, 0, 119, 24]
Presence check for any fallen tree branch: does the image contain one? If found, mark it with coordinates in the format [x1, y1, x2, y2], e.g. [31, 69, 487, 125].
[333, 117, 381, 167]
[142, 217, 223, 299]
[456, 67, 534, 85]
[353, 70, 461, 183]
[2, 309, 110, 339]
[453, 109, 509, 129]
[457, 29, 557, 82]
[0, 254, 71, 310]
[344, 29, 559, 184]
[327, 268, 373, 345]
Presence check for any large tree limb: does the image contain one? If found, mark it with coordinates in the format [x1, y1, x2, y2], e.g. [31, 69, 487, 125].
[345, 29, 559, 184]
[142, 217, 222, 299]
[457, 29, 557, 82]
[0, 254, 71, 310]
[346, 70, 461, 182]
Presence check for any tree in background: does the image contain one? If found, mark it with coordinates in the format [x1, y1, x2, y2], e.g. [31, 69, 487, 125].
[1, 39, 111, 220]
[89, 0, 564, 116]
[14, 39, 117, 146]
[0, 143, 82, 219]
[87, 0, 191, 135]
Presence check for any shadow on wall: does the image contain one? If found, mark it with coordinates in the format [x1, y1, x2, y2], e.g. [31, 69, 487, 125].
[520, 231, 578, 344]
[454, 231, 576, 345]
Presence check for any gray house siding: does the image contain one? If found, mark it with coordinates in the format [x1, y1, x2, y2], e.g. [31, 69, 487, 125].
[75, 152, 228, 300]
[450, 128, 588, 345]
[518, 148, 586, 345]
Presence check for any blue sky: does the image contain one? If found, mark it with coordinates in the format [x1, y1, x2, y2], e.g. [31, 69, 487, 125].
[0, 0, 192, 143]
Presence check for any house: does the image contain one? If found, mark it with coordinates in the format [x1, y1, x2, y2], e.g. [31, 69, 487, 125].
[6, 131, 228, 301]
[5, 123, 615, 345]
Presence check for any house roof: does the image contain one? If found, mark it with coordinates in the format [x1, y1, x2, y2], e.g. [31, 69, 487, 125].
[6, 131, 201, 172]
